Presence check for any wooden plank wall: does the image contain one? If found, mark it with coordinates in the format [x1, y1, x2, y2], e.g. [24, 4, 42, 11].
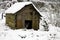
[6, 14, 15, 29]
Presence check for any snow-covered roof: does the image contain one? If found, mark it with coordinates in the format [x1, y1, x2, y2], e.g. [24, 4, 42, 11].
[5, 2, 32, 13]
[5, 2, 42, 16]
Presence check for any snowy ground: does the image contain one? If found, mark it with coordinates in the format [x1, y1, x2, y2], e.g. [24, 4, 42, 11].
[0, 17, 60, 40]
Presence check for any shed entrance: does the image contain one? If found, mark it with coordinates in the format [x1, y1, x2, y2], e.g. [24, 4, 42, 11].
[25, 20, 32, 29]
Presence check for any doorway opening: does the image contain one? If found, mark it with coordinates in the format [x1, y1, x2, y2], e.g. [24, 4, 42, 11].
[25, 20, 32, 29]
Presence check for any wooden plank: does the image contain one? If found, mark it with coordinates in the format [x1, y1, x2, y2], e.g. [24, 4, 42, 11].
[17, 20, 23, 29]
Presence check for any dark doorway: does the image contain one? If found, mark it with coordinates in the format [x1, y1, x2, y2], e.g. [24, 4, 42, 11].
[25, 20, 32, 29]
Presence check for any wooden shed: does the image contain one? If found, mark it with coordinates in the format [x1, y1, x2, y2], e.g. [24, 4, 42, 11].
[5, 2, 42, 30]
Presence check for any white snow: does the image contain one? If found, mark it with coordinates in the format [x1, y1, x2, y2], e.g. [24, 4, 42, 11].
[5, 2, 32, 13]
[0, 14, 60, 40]
[5, 2, 42, 17]
[1, 2, 60, 40]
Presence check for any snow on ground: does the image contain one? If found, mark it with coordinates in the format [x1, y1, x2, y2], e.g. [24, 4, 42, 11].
[0, 17, 60, 40]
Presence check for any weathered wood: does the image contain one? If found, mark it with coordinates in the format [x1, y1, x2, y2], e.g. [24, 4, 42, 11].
[6, 4, 41, 30]
[6, 14, 15, 29]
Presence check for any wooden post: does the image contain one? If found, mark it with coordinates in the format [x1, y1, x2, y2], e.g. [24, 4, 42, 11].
[2, 13, 3, 19]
